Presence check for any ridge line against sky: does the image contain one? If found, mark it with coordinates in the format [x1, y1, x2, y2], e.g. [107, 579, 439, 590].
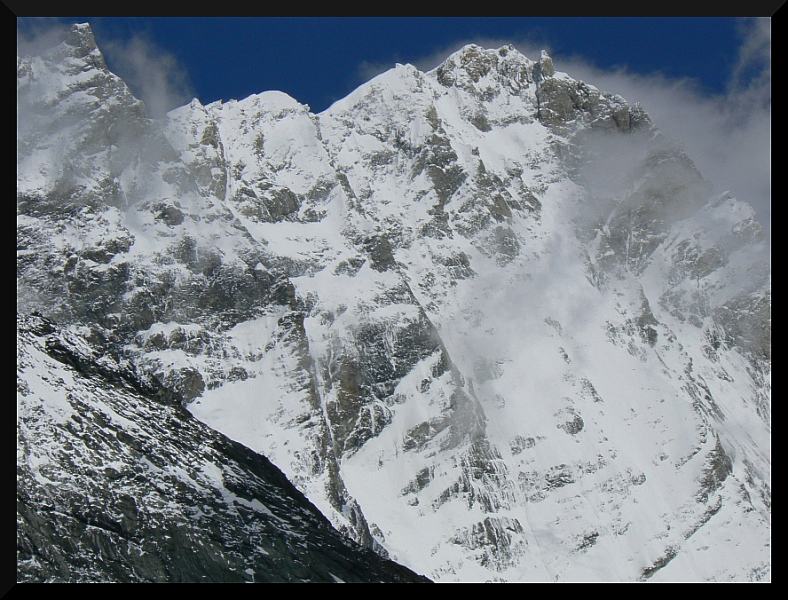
[17, 17, 771, 233]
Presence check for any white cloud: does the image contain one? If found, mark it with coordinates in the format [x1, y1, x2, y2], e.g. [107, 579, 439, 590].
[356, 59, 398, 83]
[16, 18, 72, 57]
[554, 19, 770, 235]
[17, 20, 194, 120]
[730, 17, 771, 99]
[99, 33, 194, 119]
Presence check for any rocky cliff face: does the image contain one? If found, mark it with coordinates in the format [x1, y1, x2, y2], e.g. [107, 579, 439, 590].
[17, 25, 770, 582]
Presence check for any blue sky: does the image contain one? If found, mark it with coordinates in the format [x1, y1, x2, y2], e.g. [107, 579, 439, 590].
[19, 17, 755, 112]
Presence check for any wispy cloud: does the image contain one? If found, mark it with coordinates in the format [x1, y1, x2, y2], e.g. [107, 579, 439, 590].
[730, 17, 771, 99]
[99, 32, 194, 119]
[16, 18, 72, 57]
[356, 59, 398, 83]
[17, 19, 195, 119]
[554, 18, 770, 234]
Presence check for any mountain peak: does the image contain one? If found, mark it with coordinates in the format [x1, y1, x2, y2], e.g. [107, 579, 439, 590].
[430, 43, 544, 92]
[538, 49, 555, 77]
[444, 43, 532, 61]
[62, 22, 101, 58]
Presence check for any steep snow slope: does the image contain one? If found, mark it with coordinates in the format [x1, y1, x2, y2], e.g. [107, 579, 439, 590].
[17, 26, 770, 581]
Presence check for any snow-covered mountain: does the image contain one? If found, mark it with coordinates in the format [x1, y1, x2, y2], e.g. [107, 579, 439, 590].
[17, 24, 770, 582]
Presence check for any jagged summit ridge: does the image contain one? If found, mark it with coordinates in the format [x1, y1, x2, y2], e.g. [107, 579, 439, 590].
[429, 42, 546, 90]
[17, 23, 770, 582]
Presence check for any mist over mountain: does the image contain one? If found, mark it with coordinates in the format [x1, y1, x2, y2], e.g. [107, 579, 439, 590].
[17, 24, 770, 582]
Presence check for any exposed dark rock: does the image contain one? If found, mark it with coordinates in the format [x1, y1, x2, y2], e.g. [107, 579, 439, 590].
[334, 257, 366, 276]
[509, 435, 536, 455]
[402, 467, 434, 495]
[449, 516, 525, 570]
[636, 291, 660, 346]
[697, 437, 733, 502]
[713, 291, 771, 362]
[469, 112, 492, 132]
[155, 203, 185, 227]
[641, 546, 679, 580]
[556, 409, 585, 435]
[545, 464, 575, 488]
[577, 531, 599, 551]
[362, 234, 397, 272]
